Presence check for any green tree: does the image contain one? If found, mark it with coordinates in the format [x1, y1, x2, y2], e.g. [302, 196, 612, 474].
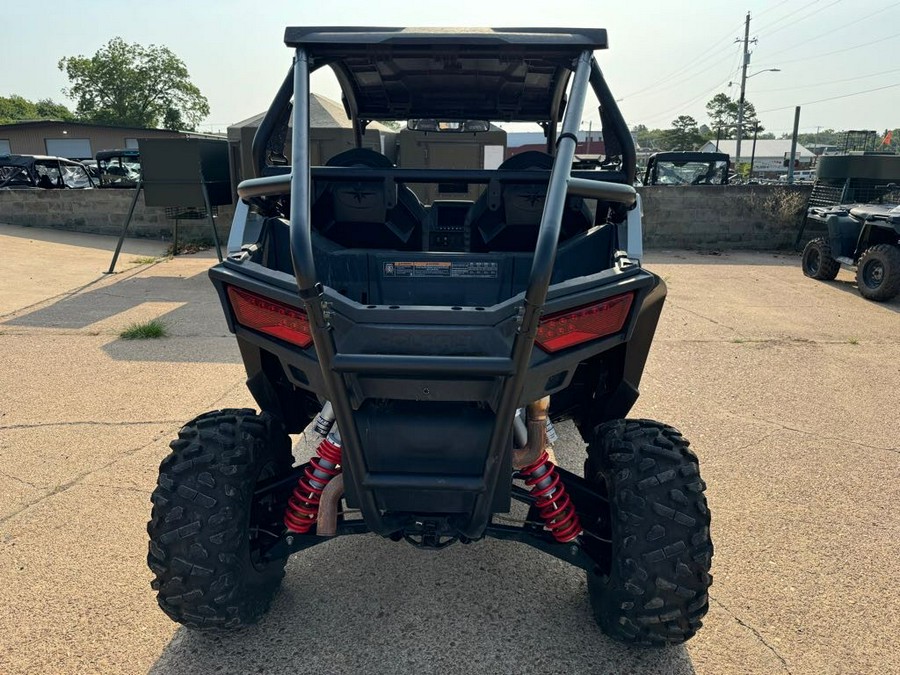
[660, 115, 705, 150]
[631, 124, 666, 150]
[791, 128, 843, 149]
[0, 95, 75, 124]
[58, 37, 209, 130]
[705, 92, 762, 139]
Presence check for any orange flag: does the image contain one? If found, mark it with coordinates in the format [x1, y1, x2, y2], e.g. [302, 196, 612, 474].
[883, 130, 893, 146]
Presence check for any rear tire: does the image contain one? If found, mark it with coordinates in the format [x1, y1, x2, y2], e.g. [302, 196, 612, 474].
[584, 419, 713, 646]
[801, 237, 840, 280]
[856, 244, 900, 301]
[147, 409, 292, 630]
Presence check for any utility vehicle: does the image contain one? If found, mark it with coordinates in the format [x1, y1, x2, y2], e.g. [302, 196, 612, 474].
[147, 27, 713, 646]
[95, 148, 142, 188]
[0, 154, 95, 189]
[642, 151, 730, 186]
[802, 195, 900, 301]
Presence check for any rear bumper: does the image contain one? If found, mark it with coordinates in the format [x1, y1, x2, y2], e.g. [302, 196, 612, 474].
[211, 255, 665, 537]
[211, 256, 661, 406]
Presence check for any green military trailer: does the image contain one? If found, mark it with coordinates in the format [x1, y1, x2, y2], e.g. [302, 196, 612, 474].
[396, 119, 507, 203]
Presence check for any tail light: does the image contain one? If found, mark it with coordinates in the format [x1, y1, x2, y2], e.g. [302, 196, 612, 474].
[226, 286, 313, 348]
[535, 293, 634, 353]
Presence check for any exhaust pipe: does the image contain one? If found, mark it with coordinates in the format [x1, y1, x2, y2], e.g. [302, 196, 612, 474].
[512, 397, 552, 469]
[315, 473, 344, 537]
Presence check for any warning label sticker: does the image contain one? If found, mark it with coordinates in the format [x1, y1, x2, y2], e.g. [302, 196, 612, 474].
[383, 261, 498, 279]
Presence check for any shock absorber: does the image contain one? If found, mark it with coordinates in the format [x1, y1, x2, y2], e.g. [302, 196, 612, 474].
[520, 450, 582, 543]
[284, 428, 342, 534]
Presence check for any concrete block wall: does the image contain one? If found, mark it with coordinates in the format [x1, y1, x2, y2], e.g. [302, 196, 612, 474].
[0, 189, 234, 243]
[638, 184, 812, 250]
[0, 184, 813, 250]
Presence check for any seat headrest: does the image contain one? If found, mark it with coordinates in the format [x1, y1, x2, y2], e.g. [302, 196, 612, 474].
[326, 148, 394, 169]
[498, 151, 554, 171]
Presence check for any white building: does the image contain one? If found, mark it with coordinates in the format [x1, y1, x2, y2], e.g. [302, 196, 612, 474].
[699, 139, 814, 174]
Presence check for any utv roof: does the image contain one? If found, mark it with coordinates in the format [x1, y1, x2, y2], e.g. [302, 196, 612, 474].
[0, 154, 84, 166]
[283, 27, 609, 122]
[96, 149, 141, 160]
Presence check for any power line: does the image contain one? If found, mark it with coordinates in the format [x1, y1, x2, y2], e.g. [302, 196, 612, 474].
[753, 67, 900, 93]
[631, 48, 746, 99]
[755, 31, 900, 67]
[757, 83, 900, 113]
[758, 0, 844, 39]
[753, 0, 824, 34]
[618, 20, 744, 99]
[639, 73, 738, 127]
[638, 43, 746, 127]
[761, 1, 900, 60]
[752, 0, 793, 20]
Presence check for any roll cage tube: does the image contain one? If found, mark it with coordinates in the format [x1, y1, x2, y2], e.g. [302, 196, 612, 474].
[590, 59, 637, 184]
[252, 65, 294, 178]
[464, 50, 595, 539]
[282, 49, 634, 538]
[288, 47, 392, 535]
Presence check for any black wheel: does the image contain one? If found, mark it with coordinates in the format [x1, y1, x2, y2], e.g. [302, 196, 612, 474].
[147, 408, 292, 630]
[856, 244, 900, 301]
[583, 419, 713, 646]
[801, 237, 840, 280]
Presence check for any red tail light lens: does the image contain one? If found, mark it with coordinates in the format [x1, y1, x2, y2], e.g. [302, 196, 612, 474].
[535, 293, 634, 353]
[226, 286, 313, 348]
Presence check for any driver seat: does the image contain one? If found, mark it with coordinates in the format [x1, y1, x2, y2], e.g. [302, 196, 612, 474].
[311, 149, 425, 250]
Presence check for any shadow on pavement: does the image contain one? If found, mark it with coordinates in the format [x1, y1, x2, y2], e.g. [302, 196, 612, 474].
[0, 222, 167, 255]
[149, 535, 696, 675]
[4, 269, 243, 363]
[821, 277, 900, 313]
[644, 251, 798, 267]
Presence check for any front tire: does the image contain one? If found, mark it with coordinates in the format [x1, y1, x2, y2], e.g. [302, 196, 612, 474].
[584, 419, 713, 646]
[147, 409, 292, 630]
[856, 244, 900, 301]
[801, 237, 840, 280]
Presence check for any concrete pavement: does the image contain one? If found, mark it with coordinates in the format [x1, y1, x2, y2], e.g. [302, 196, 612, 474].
[0, 225, 897, 674]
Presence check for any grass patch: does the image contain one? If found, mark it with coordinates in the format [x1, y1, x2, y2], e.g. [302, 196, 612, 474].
[129, 256, 158, 265]
[120, 319, 168, 340]
[847, 337, 860, 345]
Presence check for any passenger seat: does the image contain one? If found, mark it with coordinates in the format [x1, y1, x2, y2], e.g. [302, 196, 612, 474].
[466, 151, 594, 252]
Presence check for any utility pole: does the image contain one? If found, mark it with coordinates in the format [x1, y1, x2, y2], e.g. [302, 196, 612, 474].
[788, 106, 801, 185]
[749, 121, 759, 178]
[735, 12, 752, 166]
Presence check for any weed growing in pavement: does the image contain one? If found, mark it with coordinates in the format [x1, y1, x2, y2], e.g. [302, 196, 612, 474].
[130, 256, 158, 265]
[120, 319, 168, 340]
[847, 337, 860, 345]
[165, 239, 213, 256]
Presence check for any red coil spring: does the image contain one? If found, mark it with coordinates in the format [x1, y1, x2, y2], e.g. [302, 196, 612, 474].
[520, 451, 582, 543]
[284, 436, 342, 533]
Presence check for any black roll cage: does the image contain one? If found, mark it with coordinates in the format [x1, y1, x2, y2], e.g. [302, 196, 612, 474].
[238, 43, 639, 540]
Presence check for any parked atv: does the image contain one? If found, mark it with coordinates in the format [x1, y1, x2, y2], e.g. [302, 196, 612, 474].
[802, 199, 900, 302]
[147, 27, 713, 646]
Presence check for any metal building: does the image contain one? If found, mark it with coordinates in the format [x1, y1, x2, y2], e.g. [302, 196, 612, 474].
[226, 94, 396, 187]
[0, 121, 201, 159]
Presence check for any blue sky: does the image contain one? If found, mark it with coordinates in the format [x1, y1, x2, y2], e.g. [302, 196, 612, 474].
[3, 0, 898, 136]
